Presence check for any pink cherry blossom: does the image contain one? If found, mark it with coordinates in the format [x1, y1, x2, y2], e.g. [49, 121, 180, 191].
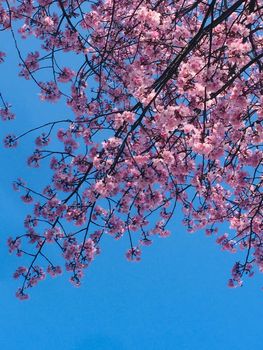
[0, 0, 262, 299]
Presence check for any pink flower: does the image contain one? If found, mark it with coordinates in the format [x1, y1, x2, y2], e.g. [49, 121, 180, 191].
[3, 134, 18, 148]
[7, 237, 21, 254]
[35, 133, 50, 147]
[21, 193, 33, 203]
[39, 81, 61, 102]
[27, 151, 41, 167]
[47, 265, 62, 277]
[16, 288, 29, 301]
[13, 266, 28, 279]
[140, 238, 152, 246]
[58, 67, 75, 83]
[126, 247, 141, 262]
[0, 105, 15, 121]
[13, 178, 26, 191]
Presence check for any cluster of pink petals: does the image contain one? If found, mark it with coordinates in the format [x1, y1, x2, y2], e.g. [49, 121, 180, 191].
[0, 0, 262, 298]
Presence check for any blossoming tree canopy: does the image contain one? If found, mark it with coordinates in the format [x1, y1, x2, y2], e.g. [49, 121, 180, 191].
[0, 0, 262, 299]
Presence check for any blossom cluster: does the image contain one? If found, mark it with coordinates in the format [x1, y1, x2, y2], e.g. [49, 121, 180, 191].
[0, 0, 262, 298]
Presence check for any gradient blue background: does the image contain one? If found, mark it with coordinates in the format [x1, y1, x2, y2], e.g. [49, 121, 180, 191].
[1, 28, 263, 350]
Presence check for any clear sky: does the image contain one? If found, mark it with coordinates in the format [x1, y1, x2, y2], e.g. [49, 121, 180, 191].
[0, 28, 263, 350]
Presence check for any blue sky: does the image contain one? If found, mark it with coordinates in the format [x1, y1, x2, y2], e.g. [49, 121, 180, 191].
[0, 27, 263, 350]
